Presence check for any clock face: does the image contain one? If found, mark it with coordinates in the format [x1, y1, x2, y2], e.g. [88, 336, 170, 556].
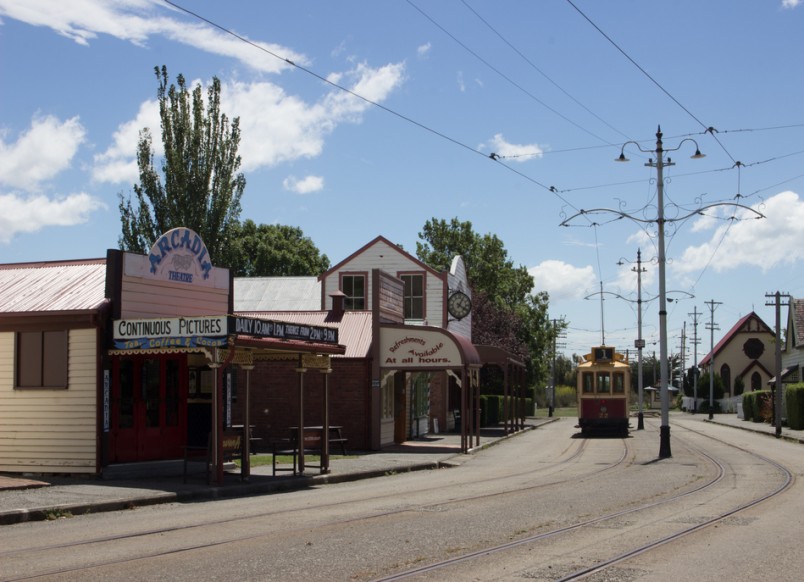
[448, 291, 472, 319]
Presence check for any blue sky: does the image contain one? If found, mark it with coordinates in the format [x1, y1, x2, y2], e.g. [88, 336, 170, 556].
[1, 0, 803, 361]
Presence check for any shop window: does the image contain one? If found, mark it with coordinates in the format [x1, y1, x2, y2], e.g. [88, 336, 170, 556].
[15, 330, 68, 389]
[119, 359, 134, 429]
[165, 359, 180, 427]
[143, 359, 161, 428]
[400, 273, 424, 320]
[381, 375, 394, 420]
[341, 274, 366, 310]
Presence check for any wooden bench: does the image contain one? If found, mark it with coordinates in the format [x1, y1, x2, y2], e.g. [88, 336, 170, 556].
[272, 427, 349, 476]
[183, 431, 246, 483]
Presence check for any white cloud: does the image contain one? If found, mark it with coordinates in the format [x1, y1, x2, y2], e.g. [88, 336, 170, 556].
[92, 99, 159, 185]
[483, 133, 544, 162]
[417, 42, 431, 58]
[0, 192, 105, 243]
[94, 60, 406, 180]
[782, 0, 800, 9]
[0, 0, 307, 73]
[283, 175, 324, 195]
[0, 115, 86, 191]
[673, 190, 804, 274]
[529, 260, 596, 301]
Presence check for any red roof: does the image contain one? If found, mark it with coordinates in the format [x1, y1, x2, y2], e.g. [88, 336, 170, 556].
[699, 311, 773, 367]
[0, 259, 107, 314]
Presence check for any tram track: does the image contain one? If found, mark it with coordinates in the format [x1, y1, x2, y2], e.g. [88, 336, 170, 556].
[0, 433, 630, 581]
[371, 419, 794, 581]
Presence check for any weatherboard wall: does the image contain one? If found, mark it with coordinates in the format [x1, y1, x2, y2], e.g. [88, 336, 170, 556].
[0, 328, 98, 474]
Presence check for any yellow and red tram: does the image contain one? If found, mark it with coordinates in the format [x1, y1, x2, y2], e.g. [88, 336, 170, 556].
[576, 346, 631, 436]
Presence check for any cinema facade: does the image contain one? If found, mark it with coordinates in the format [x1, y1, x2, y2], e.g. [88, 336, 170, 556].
[0, 231, 523, 477]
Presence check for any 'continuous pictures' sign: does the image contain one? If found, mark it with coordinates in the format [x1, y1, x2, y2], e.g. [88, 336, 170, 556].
[113, 316, 228, 349]
[230, 316, 338, 344]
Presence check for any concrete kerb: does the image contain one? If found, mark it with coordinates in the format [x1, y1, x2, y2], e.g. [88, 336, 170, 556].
[0, 422, 550, 526]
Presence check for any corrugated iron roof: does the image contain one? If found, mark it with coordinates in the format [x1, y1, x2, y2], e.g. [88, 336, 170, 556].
[236, 310, 373, 358]
[0, 259, 107, 313]
[234, 277, 321, 311]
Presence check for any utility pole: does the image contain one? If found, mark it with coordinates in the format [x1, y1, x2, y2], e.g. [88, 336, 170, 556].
[705, 300, 722, 420]
[765, 291, 791, 438]
[688, 306, 702, 414]
[549, 318, 566, 417]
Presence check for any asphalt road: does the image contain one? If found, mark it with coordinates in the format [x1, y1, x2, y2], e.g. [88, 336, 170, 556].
[1, 415, 801, 581]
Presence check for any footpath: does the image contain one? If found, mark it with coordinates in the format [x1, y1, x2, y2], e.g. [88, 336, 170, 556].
[1, 414, 801, 526]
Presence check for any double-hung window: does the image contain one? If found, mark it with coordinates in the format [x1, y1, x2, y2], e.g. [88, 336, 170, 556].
[400, 273, 424, 320]
[341, 274, 366, 310]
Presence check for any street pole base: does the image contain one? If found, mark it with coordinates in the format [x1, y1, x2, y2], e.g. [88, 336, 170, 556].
[708, 410, 713, 420]
[659, 425, 671, 458]
[548, 407, 554, 418]
[637, 412, 644, 430]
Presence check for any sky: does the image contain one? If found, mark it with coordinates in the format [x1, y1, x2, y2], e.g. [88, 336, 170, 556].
[1, 0, 803, 363]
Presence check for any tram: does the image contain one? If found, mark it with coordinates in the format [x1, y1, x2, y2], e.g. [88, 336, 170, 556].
[576, 346, 631, 436]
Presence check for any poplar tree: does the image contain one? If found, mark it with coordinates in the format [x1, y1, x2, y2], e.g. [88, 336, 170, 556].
[118, 66, 245, 267]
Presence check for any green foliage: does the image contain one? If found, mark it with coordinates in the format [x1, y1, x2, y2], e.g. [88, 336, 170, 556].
[697, 371, 725, 400]
[119, 66, 245, 267]
[784, 383, 804, 430]
[228, 220, 330, 276]
[743, 390, 772, 422]
[416, 217, 561, 386]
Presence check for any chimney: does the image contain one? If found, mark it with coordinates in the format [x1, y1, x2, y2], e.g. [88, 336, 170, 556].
[328, 290, 346, 321]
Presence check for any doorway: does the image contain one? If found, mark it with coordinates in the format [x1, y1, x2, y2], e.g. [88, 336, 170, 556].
[110, 354, 187, 462]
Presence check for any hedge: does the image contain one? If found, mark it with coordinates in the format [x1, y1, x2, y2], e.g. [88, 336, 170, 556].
[785, 383, 804, 430]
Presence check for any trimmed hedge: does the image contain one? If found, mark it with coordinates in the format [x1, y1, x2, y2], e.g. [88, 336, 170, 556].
[785, 383, 804, 430]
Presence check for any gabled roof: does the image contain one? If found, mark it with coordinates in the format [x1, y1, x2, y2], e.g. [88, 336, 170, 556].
[319, 235, 443, 281]
[235, 310, 373, 358]
[699, 311, 774, 367]
[0, 259, 108, 314]
[234, 277, 320, 311]
[789, 298, 804, 349]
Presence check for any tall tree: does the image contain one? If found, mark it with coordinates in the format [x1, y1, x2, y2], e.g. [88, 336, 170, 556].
[416, 217, 533, 307]
[118, 66, 246, 267]
[228, 220, 330, 277]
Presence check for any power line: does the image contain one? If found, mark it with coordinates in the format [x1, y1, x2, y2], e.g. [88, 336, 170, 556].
[563, 0, 737, 163]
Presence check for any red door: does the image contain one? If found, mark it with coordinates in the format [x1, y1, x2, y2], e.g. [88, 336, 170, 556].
[111, 355, 187, 463]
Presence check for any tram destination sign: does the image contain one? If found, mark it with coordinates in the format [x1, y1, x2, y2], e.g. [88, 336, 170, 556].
[229, 316, 338, 344]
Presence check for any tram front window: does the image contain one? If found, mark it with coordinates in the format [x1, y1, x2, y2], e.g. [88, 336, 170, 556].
[596, 372, 610, 393]
[613, 372, 625, 393]
[582, 372, 594, 393]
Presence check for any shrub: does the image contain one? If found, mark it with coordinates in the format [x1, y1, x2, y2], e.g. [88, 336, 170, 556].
[742, 391, 756, 421]
[785, 383, 804, 430]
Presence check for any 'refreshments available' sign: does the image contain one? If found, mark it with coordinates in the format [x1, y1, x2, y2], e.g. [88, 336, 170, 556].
[113, 316, 228, 349]
[148, 227, 212, 283]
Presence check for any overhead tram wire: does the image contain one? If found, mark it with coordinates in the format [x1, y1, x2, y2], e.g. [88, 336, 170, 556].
[406, 0, 618, 148]
[563, 0, 737, 164]
[160, 1, 576, 206]
[458, 0, 633, 143]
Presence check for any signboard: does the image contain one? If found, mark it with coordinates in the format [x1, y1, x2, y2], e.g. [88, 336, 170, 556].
[112, 316, 228, 350]
[230, 316, 338, 344]
[379, 327, 463, 368]
[147, 227, 213, 282]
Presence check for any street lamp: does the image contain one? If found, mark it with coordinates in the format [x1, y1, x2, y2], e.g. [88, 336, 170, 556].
[615, 126, 704, 459]
[561, 126, 763, 459]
